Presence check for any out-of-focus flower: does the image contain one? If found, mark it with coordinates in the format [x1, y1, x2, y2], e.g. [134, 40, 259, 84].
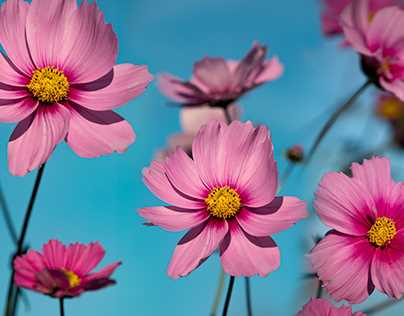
[310, 157, 404, 303]
[139, 120, 308, 278]
[0, 0, 153, 176]
[296, 298, 366, 316]
[286, 145, 304, 163]
[158, 43, 283, 108]
[341, 1, 404, 100]
[321, 0, 396, 37]
[155, 104, 240, 160]
[376, 93, 404, 121]
[14, 240, 120, 298]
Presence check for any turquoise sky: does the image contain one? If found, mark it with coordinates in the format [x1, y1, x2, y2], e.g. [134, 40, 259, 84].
[0, 0, 403, 315]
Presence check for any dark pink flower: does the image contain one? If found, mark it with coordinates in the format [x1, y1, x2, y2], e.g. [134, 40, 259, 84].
[139, 121, 307, 278]
[296, 298, 366, 316]
[14, 240, 120, 298]
[310, 157, 404, 303]
[0, 0, 153, 176]
[158, 43, 282, 108]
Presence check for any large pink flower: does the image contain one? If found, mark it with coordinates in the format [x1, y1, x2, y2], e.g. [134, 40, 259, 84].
[139, 120, 308, 278]
[341, 0, 404, 100]
[310, 157, 404, 303]
[321, 0, 395, 37]
[296, 298, 366, 316]
[14, 240, 120, 298]
[158, 43, 283, 108]
[0, 0, 153, 176]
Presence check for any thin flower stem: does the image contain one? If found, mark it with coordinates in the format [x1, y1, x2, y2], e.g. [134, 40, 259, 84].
[0, 183, 18, 244]
[223, 106, 232, 125]
[59, 298, 65, 316]
[363, 298, 403, 315]
[245, 277, 253, 316]
[222, 276, 235, 316]
[305, 80, 372, 164]
[4, 164, 46, 316]
[316, 279, 323, 299]
[209, 268, 226, 316]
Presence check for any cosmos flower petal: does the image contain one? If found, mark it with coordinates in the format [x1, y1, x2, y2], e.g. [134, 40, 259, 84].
[0, 0, 34, 75]
[296, 298, 366, 316]
[0, 97, 39, 123]
[65, 242, 105, 275]
[254, 56, 284, 84]
[237, 197, 308, 236]
[220, 220, 280, 277]
[83, 262, 121, 283]
[167, 219, 228, 278]
[42, 240, 67, 270]
[70, 64, 153, 111]
[158, 74, 206, 104]
[8, 104, 70, 176]
[380, 78, 404, 104]
[309, 231, 374, 304]
[0, 53, 30, 87]
[193, 57, 232, 92]
[25, 0, 77, 68]
[138, 206, 209, 232]
[66, 103, 135, 158]
[315, 171, 376, 236]
[371, 232, 404, 299]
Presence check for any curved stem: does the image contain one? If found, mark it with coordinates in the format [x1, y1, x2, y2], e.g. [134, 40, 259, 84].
[222, 276, 235, 316]
[363, 298, 403, 315]
[4, 164, 46, 316]
[305, 80, 371, 164]
[210, 268, 226, 316]
[245, 277, 253, 316]
[59, 298, 65, 316]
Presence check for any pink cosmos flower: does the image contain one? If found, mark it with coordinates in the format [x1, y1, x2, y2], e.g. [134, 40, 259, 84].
[0, 0, 153, 176]
[321, 0, 395, 37]
[310, 157, 404, 303]
[155, 104, 240, 161]
[296, 298, 366, 316]
[139, 120, 308, 278]
[14, 240, 120, 298]
[341, 0, 404, 100]
[158, 43, 283, 108]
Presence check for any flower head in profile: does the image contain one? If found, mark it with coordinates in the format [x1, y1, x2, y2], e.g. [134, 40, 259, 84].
[139, 120, 307, 278]
[341, 0, 404, 100]
[0, 0, 153, 176]
[14, 240, 120, 298]
[158, 43, 283, 108]
[296, 298, 366, 316]
[310, 157, 404, 303]
[155, 104, 240, 161]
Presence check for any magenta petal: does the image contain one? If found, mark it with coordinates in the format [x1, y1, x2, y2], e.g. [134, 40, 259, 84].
[158, 73, 206, 104]
[143, 160, 206, 210]
[193, 57, 232, 92]
[309, 231, 374, 304]
[0, 0, 35, 75]
[66, 103, 135, 158]
[220, 221, 280, 277]
[254, 57, 284, 84]
[237, 196, 308, 237]
[8, 104, 70, 176]
[42, 240, 67, 270]
[0, 53, 30, 87]
[83, 261, 121, 283]
[296, 298, 363, 316]
[0, 97, 38, 123]
[65, 242, 105, 276]
[167, 219, 228, 278]
[69, 64, 152, 110]
[138, 206, 209, 232]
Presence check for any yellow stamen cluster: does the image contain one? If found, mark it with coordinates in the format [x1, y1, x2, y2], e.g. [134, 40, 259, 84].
[368, 216, 397, 247]
[205, 186, 241, 219]
[62, 270, 81, 288]
[27, 67, 69, 103]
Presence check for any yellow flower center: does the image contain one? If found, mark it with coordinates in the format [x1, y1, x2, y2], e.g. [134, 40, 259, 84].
[368, 216, 397, 247]
[377, 97, 403, 120]
[205, 186, 241, 219]
[27, 67, 69, 103]
[62, 270, 81, 289]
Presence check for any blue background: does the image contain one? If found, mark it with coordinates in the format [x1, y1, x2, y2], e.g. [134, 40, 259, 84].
[1, 0, 404, 315]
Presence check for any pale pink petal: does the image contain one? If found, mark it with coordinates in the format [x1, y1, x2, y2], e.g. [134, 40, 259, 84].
[168, 219, 228, 278]
[314, 171, 376, 236]
[0, 54, 30, 87]
[42, 240, 67, 270]
[25, 0, 76, 68]
[83, 262, 121, 282]
[158, 73, 206, 104]
[371, 232, 404, 299]
[380, 77, 404, 101]
[237, 196, 308, 237]
[193, 57, 232, 92]
[296, 298, 360, 316]
[66, 103, 135, 158]
[8, 104, 70, 176]
[0, 98, 38, 123]
[164, 148, 208, 199]
[254, 57, 284, 84]
[143, 161, 206, 209]
[220, 221, 280, 277]
[309, 231, 374, 304]
[138, 206, 209, 232]
[0, 0, 35, 75]
[65, 242, 105, 275]
[69, 64, 152, 111]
